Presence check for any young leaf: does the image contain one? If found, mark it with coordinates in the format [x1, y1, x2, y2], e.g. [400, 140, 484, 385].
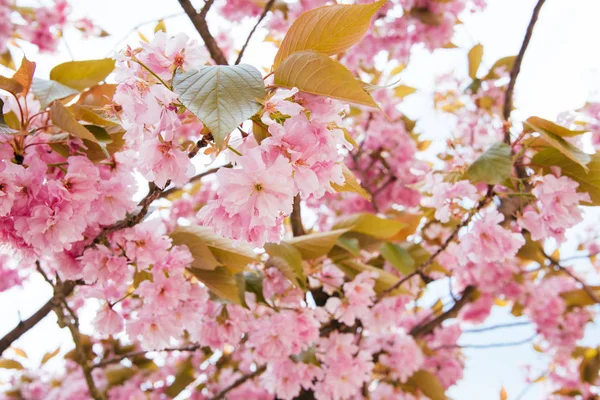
[331, 163, 372, 200]
[273, 0, 386, 68]
[333, 213, 406, 239]
[165, 358, 195, 397]
[286, 229, 349, 259]
[336, 259, 409, 295]
[408, 370, 447, 400]
[50, 101, 99, 143]
[173, 65, 266, 148]
[380, 242, 415, 275]
[484, 56, 516, 80]
[50, 59, 115, 91]
[13, 57, 36, 95]
[0, 359, 24, 370]
[466, 142, 513, 185]
[0, 76, 24, 95]
[171, 225, 257, 273]
[265, 242, 307, 289]
[0, 99, 19, 134]
[274, 51, 377, 108]
[526, 116, 585, 137]
[393, 85, 417, 99]
[188, 266, 241, 304]
[468, 44, 483, 79]
[531, 147, 600, 205]
[31, 78, 80, 108]
[169, 226, 221, 271]
[40, 347, 60, 365]
[525, 117, 591, 170]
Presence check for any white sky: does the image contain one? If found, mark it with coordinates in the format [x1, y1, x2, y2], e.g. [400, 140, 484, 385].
[2, 0, 600, 398]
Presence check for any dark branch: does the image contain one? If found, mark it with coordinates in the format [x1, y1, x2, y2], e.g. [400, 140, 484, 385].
[177, 0, 229, 65]
[503, 0, 547, 144]
[210, 365, 266, 400]
[92, 344, 202, 369]
[235, 0, 276, 65]
[462, 321, 531, 334]
[290, 195, 306, 237]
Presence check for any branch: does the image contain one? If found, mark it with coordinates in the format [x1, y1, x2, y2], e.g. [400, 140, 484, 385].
[160, 163, 231, 198]
[544, 252, 600, 304]
[92, 344, 202, 370]
[410, 286, 476, 338]
[235, 0, 275, 65]
[210, 365, 267, 400]
[462, 321, 531, 334]
[290, 195, 306, 237]
[177, 0, 228, 65]
[502, 0, 547, 144]
[433, 334, 536, 350]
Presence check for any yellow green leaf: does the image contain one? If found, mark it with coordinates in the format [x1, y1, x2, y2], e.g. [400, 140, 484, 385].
[154, 19, 166, 33]
[265, 242, 307, 289]
[526, 116, 586, 138]
[466, 142, 513, 185]
[525, 117, 591, 170]
[287, 229, 349, 259]
[336, 259, 409, 295]
[408, 370, 447, 400]
[274, 51, 377, 108]
[50, 101, 99, 143]
[531, 148, 600, 205]
[50, 59, 115, 91]
[0, 76, 23, 95]
[165, 358, 195, 398]
[188, 266, 241, 304]
[484, 56, 516, 80]
[468, 43, 483, 79]
[333, 213, 405, 239]
[273, 0, 386, 68]
[105, 366, 135, 387]
[331, 163, 371, 200]
[11, 348, 27, 359]
[393, 85, 417, 99]
[380, 242, 415, 275]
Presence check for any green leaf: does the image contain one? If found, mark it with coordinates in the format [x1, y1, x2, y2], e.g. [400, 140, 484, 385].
[531, 148, 600, 205]
[0, 359, 24, 370]
[188, 266, 242, 304]
[171, 225, 257, 273]
[273, 0, 386, 68]
[286, 229, 349, 259]
[50, 59, 115, 91]
[154, 19, 166, 33]
[466, 142, 513, 185]
[331, 163, 371, 200]
[265, 242, 307, 289]
[380, 242, 415, 275]
[40, 347, 60, 365]
[526, 116, 585, 138]
[173, 65, 265, 148]
[333, 213, 406, 239]
[336, 259, 409, 295]
[408, 370, 447, 400]
[274, 51, 377, 108]
[525, 117, 591, 170]
[31, 78, 80, 108]
[235, 271, 266, 306]
[68, 104, 119, 127]
[50, 101, 99, 143]
[468, 44, 483, 79]
[105, 366, 136, 387]
[393, 85, 417, 99]
[562, 287, 600, 308]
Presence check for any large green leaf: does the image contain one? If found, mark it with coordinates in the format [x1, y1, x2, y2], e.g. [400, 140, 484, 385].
[380, 242, 415, 275]
[265, 242, 307, 289]
[31, 78, 79, 108]
[331, 163, 371, 200]
[50, 59, 115, 91]
[171, 225, 257, 273]
[525, 117, 591, 170]
[0, 76, 23, 95]
[173, 65, 265, 148]
[188, 266, 241, 304]
[273, 0, 386, 68]
[466, 142, 513, 185]
[531, 147, 600, 205]
[274, 51, 377, 108]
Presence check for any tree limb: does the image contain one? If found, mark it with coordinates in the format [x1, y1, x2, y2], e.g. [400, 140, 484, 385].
[177, 0, 229, 65]
[235, 0, 276, 65]
[503, 0, 547, 144]
[290, 194, 306, 237]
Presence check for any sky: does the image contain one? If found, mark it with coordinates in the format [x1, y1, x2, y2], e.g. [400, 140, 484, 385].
[2, 0, 600, 398]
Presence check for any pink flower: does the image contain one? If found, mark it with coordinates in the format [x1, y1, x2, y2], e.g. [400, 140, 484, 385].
[261, 88, 304, 125]
[262, 359, 322, 400]
[80, 245, 130, 285]
[93, 304, 124, 335]
[138, 138, 195, 188]
[139, 32, 207, 80]
[376, 332, 424, 383]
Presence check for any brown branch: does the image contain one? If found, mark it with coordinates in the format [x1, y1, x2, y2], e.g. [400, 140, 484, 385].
[160, 163, 231, 198]
[92, 344, 202, 370]
[544, 252, 600, 304]
[290, 195, 306, 237]
[210, 365, 267, 400]
[177, 0, 228, 65]
[502, 0, 547, 144]
[410, 286, 476, 338]
[235, 0, 275, 65]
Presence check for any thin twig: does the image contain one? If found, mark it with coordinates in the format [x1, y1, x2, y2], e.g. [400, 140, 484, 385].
[502, 0, 547, 144]
[433, 334, 536, 350]
[178, 0, 228, 65]
[235, 0, 275, 65]
[462, 321, 531, 334]
[92, 344, 202, 369]
[210, 365, 267, 400]
[160, 163, 231, 198]
[544, 251, 600, 304]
